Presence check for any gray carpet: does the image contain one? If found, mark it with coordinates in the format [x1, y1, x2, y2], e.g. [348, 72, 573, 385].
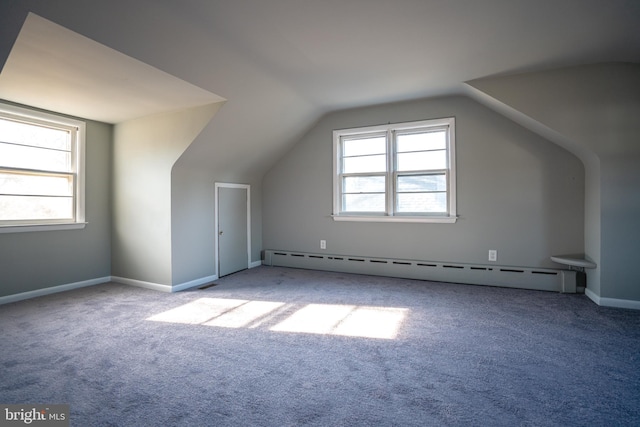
[1, 266, 639, 426]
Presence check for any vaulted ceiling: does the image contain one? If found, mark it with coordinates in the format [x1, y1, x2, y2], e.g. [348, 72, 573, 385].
[1, 0, 638, 176]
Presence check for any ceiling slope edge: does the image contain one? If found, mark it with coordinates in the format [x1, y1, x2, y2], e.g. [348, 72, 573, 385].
[0, 13, 225, 124]
[463, 82, 595, 167]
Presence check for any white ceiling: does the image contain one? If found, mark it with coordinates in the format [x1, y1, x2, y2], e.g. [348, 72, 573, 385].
[0, 0, 638, 174]
[0, 14, 225, 124]
[171, 0, 640, 109]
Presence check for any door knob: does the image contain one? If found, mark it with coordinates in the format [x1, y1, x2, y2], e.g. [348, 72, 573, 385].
[219, 230, 224, 235]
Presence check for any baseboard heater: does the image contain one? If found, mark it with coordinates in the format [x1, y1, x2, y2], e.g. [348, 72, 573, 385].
[263, 250, 579, 293]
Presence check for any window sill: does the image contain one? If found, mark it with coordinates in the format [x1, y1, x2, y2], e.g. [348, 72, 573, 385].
[0, 222, 88, 234]
[331, 215, 457, 224]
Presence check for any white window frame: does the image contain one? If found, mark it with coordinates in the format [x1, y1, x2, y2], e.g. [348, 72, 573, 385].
[0, 102, 86, 233]
[333, 118, 456, 223]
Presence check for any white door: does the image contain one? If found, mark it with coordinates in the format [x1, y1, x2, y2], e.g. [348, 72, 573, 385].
[216, 183, 250, 277]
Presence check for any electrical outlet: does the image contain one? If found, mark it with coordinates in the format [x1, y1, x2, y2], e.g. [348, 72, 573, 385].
[488, 250, 497, 262]
[320, 240, 327, 250]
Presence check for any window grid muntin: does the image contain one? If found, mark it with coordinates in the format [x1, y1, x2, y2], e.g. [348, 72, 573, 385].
[334, 118, 455, 220]
[340, 169, 387, 215]
[0, 114, 72, 150]
[341, 132, 387, 175]
[394, 170, 449, 215]
[0, 169, 74, 197]
[0, 104, 82, 225]
[391, 126, 450, 216]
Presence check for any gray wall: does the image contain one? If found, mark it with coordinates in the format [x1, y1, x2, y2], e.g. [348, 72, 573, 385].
[171, 108, 267, 285]
[0, 105, 112, 297]
[112, 103, 220, 286]
[263, 96, 584, 270]
[468, 63, 640, 302]
[170, 166, 263, 286]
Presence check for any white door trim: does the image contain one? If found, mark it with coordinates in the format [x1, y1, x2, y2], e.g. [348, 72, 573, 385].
[215, 182, 251, 277]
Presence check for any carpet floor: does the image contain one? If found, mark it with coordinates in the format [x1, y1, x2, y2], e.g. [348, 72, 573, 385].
[1, 266, 639, 426]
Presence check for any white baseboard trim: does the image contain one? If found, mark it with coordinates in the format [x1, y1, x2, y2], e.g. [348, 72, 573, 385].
[173, 275, 218, 292]
[600, 297, 640, 310]
[0, 276, 111, 306]
[585, 288, 640, 310]
[585, 288, 600, 305]
[111, 275, 220, 293]
[250, 260, 262, 269]
[111, 276, 172, 293]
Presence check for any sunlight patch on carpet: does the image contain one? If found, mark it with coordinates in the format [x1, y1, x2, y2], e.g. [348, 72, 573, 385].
[205, 300, 286, 328]
[147, 298, 407, 339]
[270, 304, 407, 339]
[146, 298, 247, 324]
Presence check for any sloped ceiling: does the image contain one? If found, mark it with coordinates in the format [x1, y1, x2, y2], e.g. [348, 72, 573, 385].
[161, 0, 640, 108]
[0, 13, 225, 124]
[0, 0, 638, 175]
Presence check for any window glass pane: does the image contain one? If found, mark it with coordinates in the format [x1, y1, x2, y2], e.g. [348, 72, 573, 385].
[397, 174, 446, 192]
[0, 142, 71, 172]
[396, 130, 446, 152]
[396, 192, 447, 213]
[343, 193, 385, 212]
[397, 150, 446, 171]
[0, 195, 73, 220]
[0, 118, 70, 150]
[343, 154, 386, 173]
[343, 136, 386, 157]
[0, 172, 73, 196]
[343, 176, 385, 193]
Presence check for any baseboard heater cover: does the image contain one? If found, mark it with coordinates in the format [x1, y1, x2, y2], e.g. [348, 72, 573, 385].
[264, 250, 577, 293]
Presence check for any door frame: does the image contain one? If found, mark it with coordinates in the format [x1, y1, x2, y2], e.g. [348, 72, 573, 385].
[214, 182, 251, 277]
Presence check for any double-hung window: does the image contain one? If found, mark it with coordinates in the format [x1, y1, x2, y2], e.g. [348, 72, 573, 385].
[0, 102, 86, 231]
[333, 118, 456, 223]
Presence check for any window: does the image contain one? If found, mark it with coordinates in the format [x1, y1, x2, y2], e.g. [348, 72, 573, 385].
[333, 118, 456, 223]
[0, 102, 86, 231]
